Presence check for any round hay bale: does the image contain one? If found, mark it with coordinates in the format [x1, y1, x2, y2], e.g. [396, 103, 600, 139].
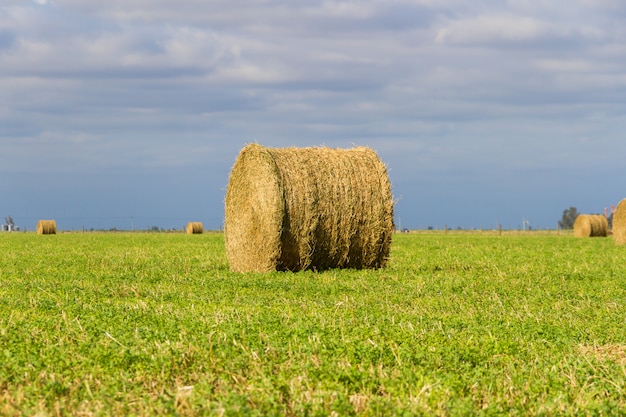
[573, 214, 608, 237]
[613, 199, 626, 245]
[224, 144, 394, 272]
[186, 222, 203, 234]
[37, 219, 57, 235]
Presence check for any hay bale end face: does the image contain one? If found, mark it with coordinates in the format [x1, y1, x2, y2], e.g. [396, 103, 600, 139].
[224, 144, 394, 273]
[37, 220, 57, 235]
[186, 222, 203, 234]
[613, 199, 626, 245]
[573, 214, 608, 237]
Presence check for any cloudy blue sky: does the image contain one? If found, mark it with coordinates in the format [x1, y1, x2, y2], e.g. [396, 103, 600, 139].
[2, 0, 626, 231]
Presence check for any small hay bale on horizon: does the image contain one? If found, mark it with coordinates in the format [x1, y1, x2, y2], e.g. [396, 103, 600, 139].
[186, 222, 203, 234]
[573, 214, 608, 237]
[613, 199, 626, 245]
[224, 143, 394, 273]
[37, 220, 57, 235]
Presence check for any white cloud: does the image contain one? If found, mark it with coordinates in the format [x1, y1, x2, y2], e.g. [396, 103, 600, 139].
[435, 14, 564, 46]
[579, 0, 626, 13]
[536, 59, 605, 73]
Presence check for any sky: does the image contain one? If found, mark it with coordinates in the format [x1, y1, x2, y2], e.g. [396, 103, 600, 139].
[2, 0, 626, 231]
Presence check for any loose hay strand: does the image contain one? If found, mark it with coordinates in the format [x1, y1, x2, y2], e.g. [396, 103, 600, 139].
[224, 144, 394, 273]
[573, 214, 608, 237]
[37, 220, 57, 235]
[186, 222, 203, 234]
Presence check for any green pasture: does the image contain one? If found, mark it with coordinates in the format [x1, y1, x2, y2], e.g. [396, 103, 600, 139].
[1, 231, 626, 415]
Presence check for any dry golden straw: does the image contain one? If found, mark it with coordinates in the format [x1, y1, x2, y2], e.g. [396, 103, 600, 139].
[573, 214, 608, 237]
[37, 219, 57, 235]
[224, 144, 394, 273]
[186, 222, 203, 234]
[613, 199, 626, 245]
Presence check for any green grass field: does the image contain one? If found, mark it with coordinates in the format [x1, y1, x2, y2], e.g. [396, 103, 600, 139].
[2, 232, 626, 415]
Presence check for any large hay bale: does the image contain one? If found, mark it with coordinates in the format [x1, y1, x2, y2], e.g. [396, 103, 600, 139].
[186, 222, 203, 234]
[573, 214, 608, 237]
[224, 144, 394, 272]
[37, 220, 57, 235]
[613, 199, 626, 245]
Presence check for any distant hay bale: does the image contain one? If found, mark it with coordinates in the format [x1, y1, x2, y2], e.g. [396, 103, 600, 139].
[224, 144, 394, 273]
[573, 214, 608, 237]
[613, 199, 626, 245]
[37, 220, 57, 235]
[186, 222, 203, 234]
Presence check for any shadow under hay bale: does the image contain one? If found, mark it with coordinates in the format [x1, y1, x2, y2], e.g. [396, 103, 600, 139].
[37, 220, 57, 235]
[613, 199, 626, 245]
[224, 144, 394, 273]
[573, 214, 608, 237]
[186, 222, 203, 234]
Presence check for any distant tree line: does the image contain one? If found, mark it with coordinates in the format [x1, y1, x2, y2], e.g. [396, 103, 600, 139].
[559, 207, 579, 229]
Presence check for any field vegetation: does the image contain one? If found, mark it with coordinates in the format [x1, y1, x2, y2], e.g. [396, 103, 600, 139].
[1, 231, 626, 415]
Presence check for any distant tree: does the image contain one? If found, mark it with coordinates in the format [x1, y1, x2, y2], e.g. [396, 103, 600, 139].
[558, 206, 579, 229]
[5, 215, 14, 226]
